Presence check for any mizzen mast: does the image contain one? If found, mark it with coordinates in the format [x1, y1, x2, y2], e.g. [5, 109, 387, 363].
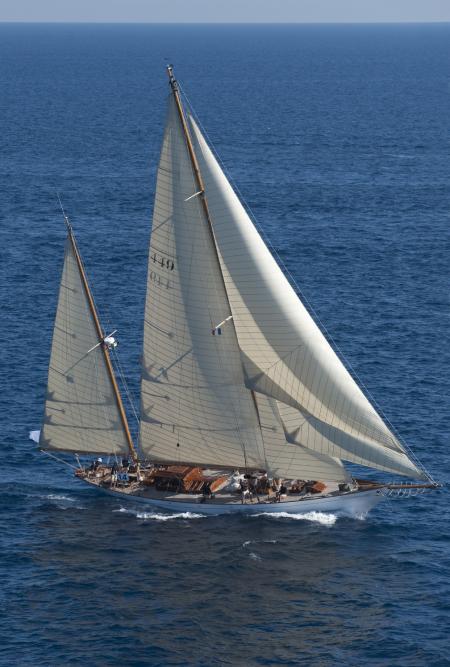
[63, 215, 139, 464]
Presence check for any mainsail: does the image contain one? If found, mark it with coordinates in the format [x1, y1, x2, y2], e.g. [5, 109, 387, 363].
[188, 115, 426, 480]
[139, 96, 264, 470]
[40, 230, 132, 456]
[139, 94, 350, 481]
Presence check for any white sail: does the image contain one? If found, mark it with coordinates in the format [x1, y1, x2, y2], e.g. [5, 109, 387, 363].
[189, 115, 426, 480]
[139, 96, 266, 470]
[139, 96, 358, 483]
[277, 402, 423, 478]
[40, 239, 130, 455]
[253, 393, 350, 482]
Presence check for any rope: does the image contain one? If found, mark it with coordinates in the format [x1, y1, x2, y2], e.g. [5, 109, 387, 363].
[39, 448, 79, 470]
[98, 304, 140, 432]
[110, 345, 140, 427]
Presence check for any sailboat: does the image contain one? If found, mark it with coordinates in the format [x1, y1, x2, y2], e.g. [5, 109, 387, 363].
[36, 66, 438, 516]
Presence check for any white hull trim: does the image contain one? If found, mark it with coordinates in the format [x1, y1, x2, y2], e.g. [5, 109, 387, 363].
[99, 486, 385, 517]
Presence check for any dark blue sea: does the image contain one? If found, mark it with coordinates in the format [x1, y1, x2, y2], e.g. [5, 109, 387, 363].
[1, 23, 449, 666]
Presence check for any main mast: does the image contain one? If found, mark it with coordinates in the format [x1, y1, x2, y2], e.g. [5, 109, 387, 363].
[166, 65, 264, 468]
[65, 218, 139, 464]
[166, 66, 220, 260]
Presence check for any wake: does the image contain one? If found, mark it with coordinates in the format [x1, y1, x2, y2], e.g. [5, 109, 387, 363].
[251, 510, 337, 526]
[113, 507, 206, 521]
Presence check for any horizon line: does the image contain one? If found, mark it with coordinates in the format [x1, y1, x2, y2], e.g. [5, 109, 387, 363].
[1, 20, 450, 25]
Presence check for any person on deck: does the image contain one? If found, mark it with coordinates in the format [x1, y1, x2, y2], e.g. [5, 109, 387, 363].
[90, 457, 102, 473]
[257, 473, 270, 497]
[110, 462, 118, 487]
[201, 481, 213, 502]
[273, 478, 282, 502]
[248, 476, 260, 502]
[240, 477, 250, 504]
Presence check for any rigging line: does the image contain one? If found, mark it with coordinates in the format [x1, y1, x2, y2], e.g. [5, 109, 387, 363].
[97, 302, 140, 433]
[57, 192, 70, 228]
[179, 84, 433, 482]
[111, 346, 140, 426]
[93, 339, 117, 450]
[39, 448, 79, 470]
[93, 299, 141, 447]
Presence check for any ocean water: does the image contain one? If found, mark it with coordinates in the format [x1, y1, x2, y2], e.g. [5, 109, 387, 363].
[1, 23, 450, 666]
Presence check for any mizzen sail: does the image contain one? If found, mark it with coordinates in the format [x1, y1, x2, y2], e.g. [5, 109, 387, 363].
[40, 233, 131, 456]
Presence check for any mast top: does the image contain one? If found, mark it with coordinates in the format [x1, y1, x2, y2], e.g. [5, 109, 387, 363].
[166, 64, 178, 91]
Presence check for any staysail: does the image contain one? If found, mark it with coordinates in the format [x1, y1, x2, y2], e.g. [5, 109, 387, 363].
[40, 231, 132, 456]
[139, 92, 350, 482]
[253, 392, 350, 482]
[188, 114, 426, 480]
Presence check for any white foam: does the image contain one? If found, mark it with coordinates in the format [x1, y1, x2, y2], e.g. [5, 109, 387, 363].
[113, 507, 205, 521]
[45, 494, 76, 502]
[252, 511, 337, 526]
[136, 511, 205, 521]
[248, 552, 262, 561]
[41, 494, 85, 510]
[242, 539, 277, 547]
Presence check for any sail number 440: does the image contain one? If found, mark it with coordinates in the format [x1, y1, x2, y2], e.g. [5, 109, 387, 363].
[151, 252, 175, 271]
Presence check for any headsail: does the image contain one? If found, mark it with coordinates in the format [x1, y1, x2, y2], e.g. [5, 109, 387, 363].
[189, 114, 426, 480]
[40, 231, 133, 456]
[253, 392, 350, 482]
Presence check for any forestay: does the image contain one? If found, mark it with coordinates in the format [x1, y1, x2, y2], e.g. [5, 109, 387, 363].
[40, 239, 130, 455]
[189, 115, 426, 480]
